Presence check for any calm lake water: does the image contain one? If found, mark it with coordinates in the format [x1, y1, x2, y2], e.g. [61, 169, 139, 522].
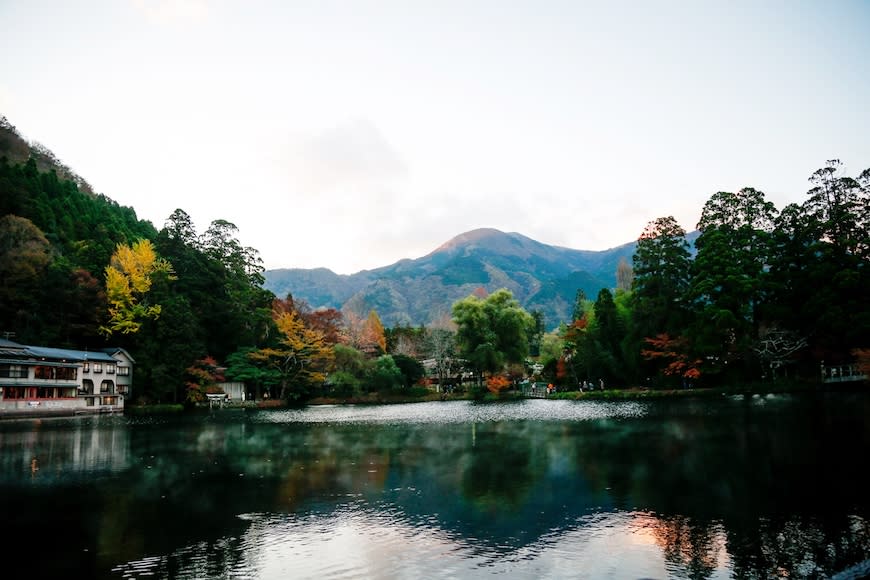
[1, 393, 869, 579]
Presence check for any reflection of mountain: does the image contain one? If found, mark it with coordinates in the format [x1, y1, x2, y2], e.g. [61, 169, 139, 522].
[375, 420, 613, 551]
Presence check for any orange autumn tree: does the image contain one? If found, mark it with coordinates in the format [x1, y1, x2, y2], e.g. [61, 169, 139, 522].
[184, 356, 225, 403]
[641, 334, 703, 383]
[249, 307, 334, 402]
[341, 309, 386, 357]
[276, 294, 344, 345]
[362, 309, 387, 356]
[485, 375, 512, 394]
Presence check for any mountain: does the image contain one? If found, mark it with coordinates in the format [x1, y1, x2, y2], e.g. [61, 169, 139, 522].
[1, 116, 94, 193]
[264, 228, 643, 330]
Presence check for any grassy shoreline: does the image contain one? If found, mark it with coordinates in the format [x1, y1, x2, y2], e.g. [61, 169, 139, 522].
[304, 380, 863, 406]
[4, 382, 862, 422]
[118, 381, 866, 416]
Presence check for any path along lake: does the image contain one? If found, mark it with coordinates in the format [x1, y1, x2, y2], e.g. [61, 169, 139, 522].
[1, 392, 869, 579]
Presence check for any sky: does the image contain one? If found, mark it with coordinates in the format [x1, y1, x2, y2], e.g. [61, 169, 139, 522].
[2, 0, 869, 274]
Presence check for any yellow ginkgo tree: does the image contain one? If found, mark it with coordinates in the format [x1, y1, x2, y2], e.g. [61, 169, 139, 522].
[101, 239, 173, 336]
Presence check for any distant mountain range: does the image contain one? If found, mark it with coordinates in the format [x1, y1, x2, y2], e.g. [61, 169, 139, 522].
[264, 228, 652, 330]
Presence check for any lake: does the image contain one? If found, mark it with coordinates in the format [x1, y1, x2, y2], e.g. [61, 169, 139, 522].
[1, 392, 869, 579]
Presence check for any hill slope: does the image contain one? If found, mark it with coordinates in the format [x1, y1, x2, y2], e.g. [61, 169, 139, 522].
[264, 228, 641, 329]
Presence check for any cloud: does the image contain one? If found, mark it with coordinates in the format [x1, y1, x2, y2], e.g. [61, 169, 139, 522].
[282, 119, 408, 196]
[131, 0, 209, 26]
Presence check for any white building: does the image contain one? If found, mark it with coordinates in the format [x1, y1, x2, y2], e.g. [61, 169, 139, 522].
[0, 338, 133, 417]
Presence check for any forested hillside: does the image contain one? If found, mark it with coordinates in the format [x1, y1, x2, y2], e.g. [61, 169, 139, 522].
[1, 116, 275, 403]
[1, 117, 157, 345]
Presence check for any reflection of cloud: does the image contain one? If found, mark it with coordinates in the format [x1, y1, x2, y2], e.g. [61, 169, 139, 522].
[131, 0, 209, 26]
[284, 119, 407, 195]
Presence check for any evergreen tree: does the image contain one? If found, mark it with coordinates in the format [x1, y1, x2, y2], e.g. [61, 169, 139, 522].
[689, 188, 777, 380]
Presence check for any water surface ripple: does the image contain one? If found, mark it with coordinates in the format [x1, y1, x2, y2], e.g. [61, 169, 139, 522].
[257, 399, 648, 425]
[4, 394, 870, 579]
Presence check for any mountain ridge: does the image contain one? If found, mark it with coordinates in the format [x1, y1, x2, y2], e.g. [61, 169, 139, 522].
[264, 228, 653, 330]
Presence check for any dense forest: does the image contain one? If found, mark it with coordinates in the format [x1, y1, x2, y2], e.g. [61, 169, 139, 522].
[1, 115, 868, 402]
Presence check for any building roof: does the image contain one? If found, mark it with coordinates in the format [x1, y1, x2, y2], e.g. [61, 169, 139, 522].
[101, 347, 135, 364]
[0, 338, 25, 348]
[25, 346, 117, 362]
[0, 343, 128, 364]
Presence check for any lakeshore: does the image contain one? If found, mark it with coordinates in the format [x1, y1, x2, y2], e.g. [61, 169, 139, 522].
[3, 381, 864, 421]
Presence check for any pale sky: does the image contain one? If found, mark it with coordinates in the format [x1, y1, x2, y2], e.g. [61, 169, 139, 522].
[2, 0, 868, 274]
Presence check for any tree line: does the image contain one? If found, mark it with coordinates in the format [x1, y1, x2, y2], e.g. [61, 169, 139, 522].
[554, 160, 869, 389]
[1, 151, 868, 402]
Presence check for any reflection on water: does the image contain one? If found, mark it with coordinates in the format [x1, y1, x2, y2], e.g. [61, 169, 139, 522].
[258, 399, 647, 424]
[1, 395, 869, 579]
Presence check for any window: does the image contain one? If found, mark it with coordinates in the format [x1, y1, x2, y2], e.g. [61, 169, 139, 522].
[55, 367, 77, 381]
[93, 363, 102, 373]
[81, 379, 94, 394]
[34, 366, 55, 379]
[100, 380, 113, 393]
[83, 362, 90, 373]
[107, 363, 115, 374]
[2, 387, 25, 399]
[117, 366, 130, 376]
[0, 364, 27, 378]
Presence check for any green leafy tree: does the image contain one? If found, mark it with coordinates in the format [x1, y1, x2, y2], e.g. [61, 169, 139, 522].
[133, 291, 205, 403]
[571, 289, 589, 323]
[804, 159, 869, 259]
[155, 212, 273, 361]
[589, 288, 626, 383]
[627, 216, 692, 382]
[368, 354, 404, 391]
[0, 215, 51, 339]
[391, 353, 425, 389]
[689, 188, 777, 379]
[766, 163, 870, 366]
[630, 216, 692, 337]
[224, 347, 281, 400]
[528, 309, 546, 357]
[452, 288, 534, 383]
[327, 343, 371, 397]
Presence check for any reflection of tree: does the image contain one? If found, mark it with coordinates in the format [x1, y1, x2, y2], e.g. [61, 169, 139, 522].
[645, 514, 724, 580]
[728, 514, 870, 579]
[4, 396, 870, 579]
[565, 396, 870, 578]
[460, 423, 537, 510]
